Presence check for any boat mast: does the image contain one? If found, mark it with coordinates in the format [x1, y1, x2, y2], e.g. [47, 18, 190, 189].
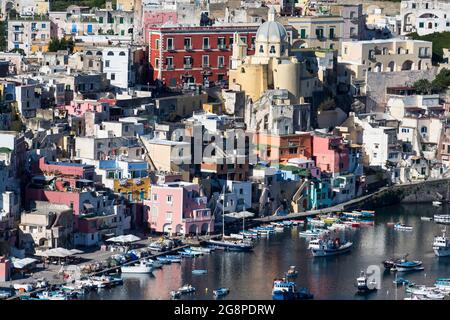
[222, 180, 226, 239]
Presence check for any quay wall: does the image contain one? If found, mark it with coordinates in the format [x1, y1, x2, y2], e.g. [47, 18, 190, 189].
[346, 178, 450, 209]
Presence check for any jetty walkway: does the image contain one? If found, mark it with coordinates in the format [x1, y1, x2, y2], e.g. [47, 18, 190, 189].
[254, 186, 389, 223]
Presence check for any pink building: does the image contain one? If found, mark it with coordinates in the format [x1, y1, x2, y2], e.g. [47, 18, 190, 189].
[312, 133, 349, 174]
[0, 256, 11, 281]
[62, 100, 109, 117]
[145, 182, 214, 236]
[143, 10, 177, 43]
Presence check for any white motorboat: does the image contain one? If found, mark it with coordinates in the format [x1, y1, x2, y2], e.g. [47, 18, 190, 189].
[394, 223, 413, 231]
[121, 260, 153, 274]
[310, 238, 353, 257]
[434, 214, 450, 224]
[356, 271, 377, 292]
[178, 284, 196, 294]
[426, 290, 445, 300]
[13, 283, 34, 292]
[433, 228, 450, 257]
[148, 259, 163, 269]
[421, 216, 433, 221]
[189, 246, 213, 254]
[432, 201, 442, 207]
[299, 229, 321, 238]
[434, 278, 450, 292]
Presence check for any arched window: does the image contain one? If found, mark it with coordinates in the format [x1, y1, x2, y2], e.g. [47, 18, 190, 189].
[96, 51, 102, 56]
[382, 47, 388, 55]
[269, 45, 276, 53]
[85, 51, 92, 55]
[107, 51, 114, 56]
[119, 51, 126, 56]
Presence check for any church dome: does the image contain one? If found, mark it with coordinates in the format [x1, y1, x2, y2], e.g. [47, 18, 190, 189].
[255, 20, 287, 44]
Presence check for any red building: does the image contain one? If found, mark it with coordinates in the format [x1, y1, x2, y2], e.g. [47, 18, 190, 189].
[148, 25, 259, 88]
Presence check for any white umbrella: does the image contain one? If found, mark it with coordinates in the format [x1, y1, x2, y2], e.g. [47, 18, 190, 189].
[106, 234, 141, 243]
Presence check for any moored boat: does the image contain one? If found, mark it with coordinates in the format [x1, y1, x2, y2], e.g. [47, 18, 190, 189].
[434, 278, 450, 292]
[192, 269, 208, 275]
[213, 287, 230, 297]
[204, 239, 253, 252]
[355, 271, 377, 292]
[178, 284, 196, 294]
[434, 214, 450, 224]
[432, 201, 442, 206]
[433, 228, 450, 257]
[393, 223, 413, 231]
[272, 279, 313, 300]
[121, 260, 153, 274]
[310, 238, 353, 257]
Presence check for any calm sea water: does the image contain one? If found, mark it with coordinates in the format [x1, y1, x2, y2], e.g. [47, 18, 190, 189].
[85, 204, 450, 300]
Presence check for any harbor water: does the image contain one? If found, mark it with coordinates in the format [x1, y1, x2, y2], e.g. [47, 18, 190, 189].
[85, 204, 450, 300]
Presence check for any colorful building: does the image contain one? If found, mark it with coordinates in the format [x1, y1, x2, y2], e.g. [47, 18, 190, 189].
[145, 181, 213, 236]
[148, 25, 258, 88]
[255, 132, 313, 164]
[312, 133, 349, 175]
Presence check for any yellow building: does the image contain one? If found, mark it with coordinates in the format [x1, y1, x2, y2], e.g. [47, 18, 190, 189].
[287, 15, 344, 53]
[116, 0, 135, 11]
[114, 177, 151, 202]
[202, 102, 223, 114]
[229, 7, 304, 104]
[35, 0, 50, 15]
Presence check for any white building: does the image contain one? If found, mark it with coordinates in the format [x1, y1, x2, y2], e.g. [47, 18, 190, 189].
[98, 46, 134, 90]
[400, 0, 450, 35]
[15, 79, 41, 118]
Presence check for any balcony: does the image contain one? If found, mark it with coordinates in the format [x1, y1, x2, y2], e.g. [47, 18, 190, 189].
[203, 45, 211, 51]
[183, 64, 192, 69]
[166, 46, 175, 52]
[166, 65, 174, 70]
[202, 64, 210, 69]
[218, 44, 227, 50]
[218, 64, 225, 69]
[184, 45, 193, 51]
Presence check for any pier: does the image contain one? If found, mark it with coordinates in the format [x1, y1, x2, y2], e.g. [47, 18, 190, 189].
[253, 186, 389, 223]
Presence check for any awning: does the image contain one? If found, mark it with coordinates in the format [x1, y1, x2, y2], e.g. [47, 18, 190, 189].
[12, 258, 38, 269]
[35, 247, 80, 258]
[106, 234, 141, 243]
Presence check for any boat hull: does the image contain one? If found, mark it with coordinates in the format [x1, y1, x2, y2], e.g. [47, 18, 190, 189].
[311, 243, 353, 257]
[434, 247, 450, 257]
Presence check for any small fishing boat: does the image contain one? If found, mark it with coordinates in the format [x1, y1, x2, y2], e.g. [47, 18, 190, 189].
[355, 271, 377, 292]
[395, 260, 424, 272]
[165, 255, 182, 263]
[192, 269, 208, 275]
[281, 220, 293, 227]
[156, 256, 172, 264]
[432, 201, 442, 207]
[394, 223, 413, 231]
[310, 238, 353, 257]
[213, 287, 230, 297]
[393, 277, 414, 286]
[434, 278, 450, 292]
[342, 220, 360, 228]
[286, 266, 299, 278]
[170, 290, 182, 299]
[204, 239, 253, 252]
[434, 214, 450, 224]
[421, 216, 433, 221]
[359, 220, 375, 226]
[307, 217, 326, 228]
[291, 220, 305, 226]
[189, 246, 214, 253]
[36, 290, 67, 300]
[405, 285, 432, 295]
[13, 283, 34, 292]
[178, 284, 196, 294]
[0, 288, 14, 299]
[121, 260, 153, 274]
[426, 290, 445, 300]
[272, 279, 313, 300]
[239, 231, 259, 238]
[299, 229, 322, 238]
[433, 228, 450, 257]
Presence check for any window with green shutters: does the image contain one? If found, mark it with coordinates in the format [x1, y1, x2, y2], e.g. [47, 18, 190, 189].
[419, 22, 424, 28]
[120, 17, 124, 24]
[121, 30, 125, 36]
[99, 17, 103, 23]
[300, 29, 306, 39]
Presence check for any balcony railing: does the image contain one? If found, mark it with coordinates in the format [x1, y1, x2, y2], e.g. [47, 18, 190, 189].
[218, 44, 227, 50]
[202, 64, 210, 68]
[166, 65, 174, 70]
[418, 53, 431, 58]
[183, 64, 192, 69]
[184, 45, 192, 51]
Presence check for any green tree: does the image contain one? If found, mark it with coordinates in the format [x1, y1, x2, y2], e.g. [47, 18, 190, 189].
[432, 68, 450, 92]
[413, 79, 433, 94]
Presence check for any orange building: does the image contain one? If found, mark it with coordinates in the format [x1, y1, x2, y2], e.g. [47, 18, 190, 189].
[255, 132, 313, 164]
